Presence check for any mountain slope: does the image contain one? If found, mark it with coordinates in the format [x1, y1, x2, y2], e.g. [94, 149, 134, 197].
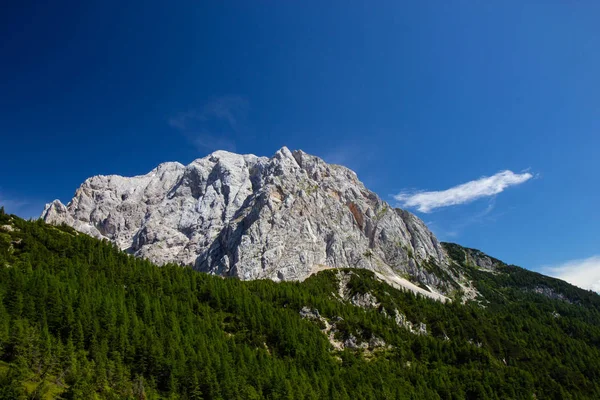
[2, 213, 600, 399]
[444, 242, 600, 309]
[41, 147, 461, 298]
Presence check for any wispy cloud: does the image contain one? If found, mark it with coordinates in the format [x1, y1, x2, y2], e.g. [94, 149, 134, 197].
[0, 196, 27, 213]
[169, 95, 249, 152]
[0, 192, 42, 219]
[394, 170, 533, 213]
[424, 198, 500, 240]
[543, 256, 600, 293]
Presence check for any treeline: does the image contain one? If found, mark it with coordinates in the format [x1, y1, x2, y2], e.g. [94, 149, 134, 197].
[1, 212, 600, 399]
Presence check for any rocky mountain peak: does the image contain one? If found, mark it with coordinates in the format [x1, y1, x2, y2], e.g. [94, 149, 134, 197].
[42, 147, 467, 299]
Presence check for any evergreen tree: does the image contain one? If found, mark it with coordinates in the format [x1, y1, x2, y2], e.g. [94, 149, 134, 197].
[0, 215, 600, 398]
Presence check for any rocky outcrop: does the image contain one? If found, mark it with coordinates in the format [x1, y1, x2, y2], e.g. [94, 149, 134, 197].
[393, 310, 428, 335]
[299, 307, 387, 351]
[457, 246, 503, 273]
[42, 147, 461, 295]
[532, 286, 572, 303]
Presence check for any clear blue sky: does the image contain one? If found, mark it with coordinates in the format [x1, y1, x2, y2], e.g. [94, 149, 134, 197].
[1, 1, 599, 280]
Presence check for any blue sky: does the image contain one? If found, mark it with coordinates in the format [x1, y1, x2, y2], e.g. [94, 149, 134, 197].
[1, 1, 599, 287]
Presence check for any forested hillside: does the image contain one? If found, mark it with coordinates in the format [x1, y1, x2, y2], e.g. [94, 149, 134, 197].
[1, 210, 600, 399]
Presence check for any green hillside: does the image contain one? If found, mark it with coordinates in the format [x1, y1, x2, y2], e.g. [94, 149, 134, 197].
[1, 210, 600, 399]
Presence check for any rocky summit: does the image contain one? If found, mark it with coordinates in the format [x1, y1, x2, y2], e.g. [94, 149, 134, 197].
[42, 147, 468, 298]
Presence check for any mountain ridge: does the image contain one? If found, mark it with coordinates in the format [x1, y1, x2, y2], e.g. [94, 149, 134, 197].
[42, 147, 470, 300]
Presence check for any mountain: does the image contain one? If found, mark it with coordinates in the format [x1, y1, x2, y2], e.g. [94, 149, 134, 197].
[2, 212, 600, 399]
[41, 147, 467, 300]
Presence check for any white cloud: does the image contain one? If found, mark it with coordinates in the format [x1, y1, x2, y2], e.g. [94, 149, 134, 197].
[543, 256, 600, 293]
[394, 170, 533, 213]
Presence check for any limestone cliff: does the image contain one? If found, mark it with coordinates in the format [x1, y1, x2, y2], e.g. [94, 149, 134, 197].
[42, 147, 465, 298]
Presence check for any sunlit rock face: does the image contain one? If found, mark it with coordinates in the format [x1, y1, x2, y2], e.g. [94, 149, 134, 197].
[42, 147, 459, 295]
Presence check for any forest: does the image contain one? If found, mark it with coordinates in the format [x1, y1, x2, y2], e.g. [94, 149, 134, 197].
[1, 209, 600, 399]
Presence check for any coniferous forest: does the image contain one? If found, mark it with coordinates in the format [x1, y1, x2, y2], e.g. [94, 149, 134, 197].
[2, 210, 600, 399]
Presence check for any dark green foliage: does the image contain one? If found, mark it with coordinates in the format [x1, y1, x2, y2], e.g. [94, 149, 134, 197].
[0, 214, 599, 398]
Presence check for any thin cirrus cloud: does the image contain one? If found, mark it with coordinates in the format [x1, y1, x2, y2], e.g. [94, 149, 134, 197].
[0, 192, 44, 220]
[394, 170, 533, 213]
[169, 95, 249, 152]
[543, 256, 600, 293]
[0, 194, 26, 213]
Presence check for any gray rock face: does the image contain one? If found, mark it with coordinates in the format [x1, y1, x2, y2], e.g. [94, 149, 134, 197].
[532, 286, 572, 303]
[459, 247, 503, 273]
[42, 147, 460, 294]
